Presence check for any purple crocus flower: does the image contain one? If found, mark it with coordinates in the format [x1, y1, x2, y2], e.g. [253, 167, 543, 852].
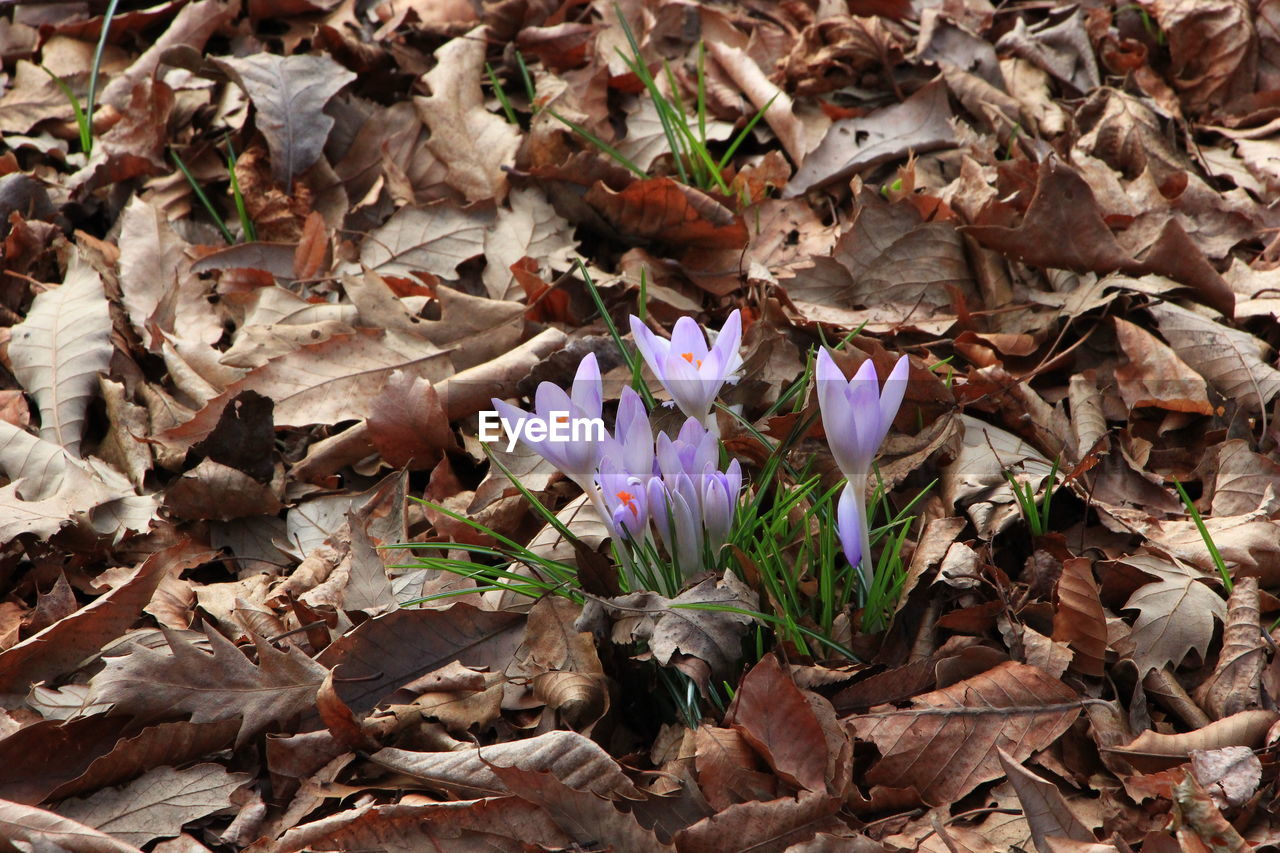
[596, 456, 650, 541]
[647, 415, 743, 577]
[491, 352, 606, 492]
[629, 311, 743, 428]
[815, 349, 909, 587]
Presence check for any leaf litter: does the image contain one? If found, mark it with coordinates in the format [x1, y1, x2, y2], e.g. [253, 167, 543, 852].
[2, 0, 1280, 850]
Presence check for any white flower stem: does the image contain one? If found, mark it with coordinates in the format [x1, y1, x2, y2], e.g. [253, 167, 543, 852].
[853, 485, 875, 597]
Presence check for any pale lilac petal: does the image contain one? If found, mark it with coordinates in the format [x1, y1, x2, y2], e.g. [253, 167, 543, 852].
[662, 350, 709, 419]
[836, 483, 863, 571]
[630, 316, 668, 380]
[702, 475, 732, 549]
[570, 353, 603, 419]
[615, 387, 654, 475]
[710, 310, 743, 379]
[669, 316, 710, 363]
[876, 356, 909, 444]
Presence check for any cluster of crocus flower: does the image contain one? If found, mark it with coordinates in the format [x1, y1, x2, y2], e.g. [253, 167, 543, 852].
[490, 309, 908, 595]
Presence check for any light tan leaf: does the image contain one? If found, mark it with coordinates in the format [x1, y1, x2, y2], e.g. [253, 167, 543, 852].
[705, 41, 808, 164]
[416, 27, 521, 202]
[481, 187, 579, 300]
[1112, 316, 1213, 414]
[215, 54, 355, 184]
[1105, 709, 1279, 772]
[617, 96, 735, 173]
[1208, 439, 1280, 516]
[996, 749, 1094, 853]
[87, 625, 327, 747]
[1148, 300, 1280, 412]
[0, 60, 76, 134]
[160, 329, 451, 448]
[1120, 553, 1226, 675]
[265, 798, 567, 853]
[511, 597, 608, 731]
[786, 80, 956, 196]
[55, 764, 248, 847]
[0, 799, 143, 853]
[370, 729, 643, 800]
[356, 203, 492, 281]
[10, 250, 112, 456]
[846, 661, 1081, 805]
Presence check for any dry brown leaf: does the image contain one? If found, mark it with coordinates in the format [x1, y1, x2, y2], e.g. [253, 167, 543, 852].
[0, 546, 172, 694]
[1171, 770, 1250, 850]
[1112, 316, 1213, 415]
[786, 81, 956, 197]
[1207, 439, 1280, 516]
[0, 799, 144, 853]
[0, 61, 77, 133]
[705, 40, 807, 164]
[314, 604, 524, 717]
[674, 791, 846, 853]
[1105, 709, 1279, 772]
[1189, 746, 1261, 810]
[510, 596, 608, 731]
[604, 572, 759, 687]
[726, 655, 829, 794]
[584, 177, 748, 250]
[846, 661, 1081, 805]
[416, 27, 521, 202]
[9, 250, 112, 456]
[1148, 300, 1280, 412]
[1192, 577, 1264, 719]
[693, 726, 778, 810]
[87, 626, 326, 747]
[264, 797, 569, 853]
[1052, 558, 1107, 678]
[370, 729, 643, 800]
[1149, 0, 1258, 115]
[996, 749, 1094, 853]
[215, 54, 355, 184]
[355, 202, 493, 281]
[55, 764, 249, 847]
[490, 765, 672, 852]
[481, 186, 578, 301]
[1120, 553, 1226, 675]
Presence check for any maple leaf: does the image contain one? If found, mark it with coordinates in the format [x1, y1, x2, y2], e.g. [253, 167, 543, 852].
[1120, 553, 1227, 675]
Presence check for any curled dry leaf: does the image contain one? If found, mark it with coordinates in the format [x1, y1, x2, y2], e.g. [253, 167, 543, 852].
[215, 53, 356, 185]
[416, 27, 521, 203]
[996, 748, 1094, 853]
[370, 729, 644, 800]
[1104, 708, 1280, 773]
[1193, 576, 1264, 719]
[9, 250, 112, 457]
[1052, 558, 1108, 678]
[846, 661, 1081, 805]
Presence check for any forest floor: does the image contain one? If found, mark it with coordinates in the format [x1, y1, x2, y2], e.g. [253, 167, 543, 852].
[2, 0, 1280, 850]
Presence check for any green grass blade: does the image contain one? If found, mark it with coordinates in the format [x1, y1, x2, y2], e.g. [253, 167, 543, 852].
[170, 149, 236, 245]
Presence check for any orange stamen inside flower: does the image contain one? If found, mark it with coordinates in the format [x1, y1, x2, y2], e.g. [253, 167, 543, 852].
[616, 490, 638, 516]
[681, 352, 703, 368]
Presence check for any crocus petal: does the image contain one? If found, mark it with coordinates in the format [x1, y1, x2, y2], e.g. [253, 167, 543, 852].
[836, 483, 863, 571]
[701, 475, 732, 549]
[570, 353, 603, 419]
[615, 387, 654, 475]
[630, 316, 669, 379]
[710, 309, 743, 380]
[662, 348, 709, 419]
[876, 356, 909, 445]
[669, 316, 710, 364]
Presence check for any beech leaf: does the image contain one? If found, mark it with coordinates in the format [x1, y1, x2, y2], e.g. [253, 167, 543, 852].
[846, 661, 1081, 805]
